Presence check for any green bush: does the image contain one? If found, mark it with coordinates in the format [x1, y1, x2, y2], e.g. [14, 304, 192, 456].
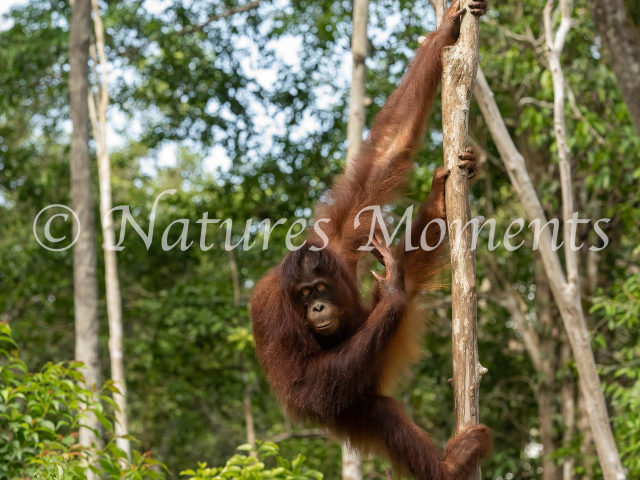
[591, 273, 640, 476]
[0, 324, 165, 480]
[180, 442, 324, 480]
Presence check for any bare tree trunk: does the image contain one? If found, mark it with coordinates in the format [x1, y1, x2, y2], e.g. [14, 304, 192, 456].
[472, 2, 625, 471]
[536, 269, 561, 480]
[484, 254, 561, 480]
[87, 0, 130, 459]
[539, 380, 558, 480]
[226, 249, 256, 454]
[70, 0, 100, 473]
[586, 0, 640, 138]
[578, 387, 596, 480]
[242, 372, 256, 448]
[345, 0, 369, 163]
[436, 2, 486, 480]
[342, 0, 369, 477]
[543, 2, 624, 478]
[560, 342, 576, 480]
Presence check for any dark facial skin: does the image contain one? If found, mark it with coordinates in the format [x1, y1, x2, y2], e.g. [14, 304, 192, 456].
[297, 257, 342, 335]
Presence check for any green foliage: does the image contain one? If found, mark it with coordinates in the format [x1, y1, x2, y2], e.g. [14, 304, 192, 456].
[0, 325, 166, 480]
[1, 0, 640, 477]
[591, 274, 640, 475]
[180, 442, 323, 480]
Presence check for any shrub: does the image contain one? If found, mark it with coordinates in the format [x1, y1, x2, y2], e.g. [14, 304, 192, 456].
[0, 324, 165, 480]
[180, 442, 324, 480]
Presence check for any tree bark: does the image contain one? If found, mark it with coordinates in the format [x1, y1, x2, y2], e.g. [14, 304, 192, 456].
[436, 2, 486, 480]
[87, 0, 130, 458]
[342, 1, 369, 478]
[560, 342, 576, 480]
[69, 0, 100, 471]
[578, 387, 596, 480]
[242, 372, 256, 449]
[226, 249, 256, 454]
[543, 2, 624, 478]
[536, 266, 561, 480]
[485, 254, 561, 480]
[586, 0, 640, 138]
[473, 16, 625, 477]
[345, 0, 370, 165]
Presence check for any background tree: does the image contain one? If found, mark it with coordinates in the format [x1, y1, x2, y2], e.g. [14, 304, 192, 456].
[87, 0, 130, 459]
[341, 0, 369, 478]
[69, 0, 101, 469]
[1, 0, 639, 478]
[586, 0, 640, 138]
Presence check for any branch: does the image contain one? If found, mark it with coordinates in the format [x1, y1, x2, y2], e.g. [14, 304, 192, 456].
[543, 0, 578, 287]
[519, 97, 554, 109]
[564, 80, 606, 145]
[179, 0, 267, 35]
[482, 256, 543, 371]
[484, 18, 541, 46]
[474, 26, 626, 480]
[270, 429, 328, 443]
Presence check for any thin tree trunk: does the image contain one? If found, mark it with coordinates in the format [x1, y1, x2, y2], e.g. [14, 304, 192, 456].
[436, 2, 486, 480]
[543, 2, 624, 478]
[242, 372, 256, 449]
[485, 253, 562, 479]
[536, 267, 561, 480]
[578, 387, 596, 480]
[342, 0, 369, 477]
[87, 0, 130, 458]
[560, 342, 576, 480]
[226, 249, 256, 454]
[586, 0, 640, 138]
[69, 0, 100, 473]
[345, 0, 369, 163]
[539, 381, 558, 480]
[473, 15, 625, 477]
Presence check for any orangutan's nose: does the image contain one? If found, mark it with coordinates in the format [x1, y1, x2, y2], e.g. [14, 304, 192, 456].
[313, 303, 325, 313]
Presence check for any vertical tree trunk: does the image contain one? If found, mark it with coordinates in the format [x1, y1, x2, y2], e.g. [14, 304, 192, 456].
[578, 387, 596, 480]
[342, 1, 369, 478]
[242, 372, 256, 449]
[87, 0, 130, 458]
[543, 2, 624, 478]
[436, 2, 486, 480]
[535, 267, 561, 480]
[472, 4, 626, 474]
[69, 0, 100, 472]
[475, 63, 625, 479]
[473, 3, 626, 470]
[560, 343, 576, 480]
[586, 0, 640, 138]
[345, 0, 369, 163]
[226, 249, 256, 454]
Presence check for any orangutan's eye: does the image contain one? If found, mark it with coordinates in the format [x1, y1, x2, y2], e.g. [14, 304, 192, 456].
[301, 288, 311, 297]
[316, 283, 326, 292]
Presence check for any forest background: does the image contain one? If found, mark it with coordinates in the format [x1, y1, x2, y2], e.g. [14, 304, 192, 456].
[0, 0, 639, 479]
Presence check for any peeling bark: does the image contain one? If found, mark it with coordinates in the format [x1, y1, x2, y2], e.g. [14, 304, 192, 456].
[436, 1, 485, 479]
